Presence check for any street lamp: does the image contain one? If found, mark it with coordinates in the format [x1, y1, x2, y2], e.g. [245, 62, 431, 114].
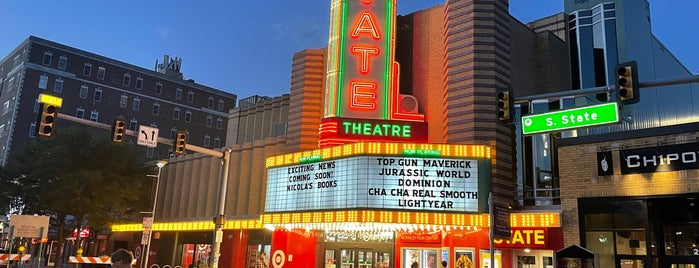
[143, 160, 167, 268]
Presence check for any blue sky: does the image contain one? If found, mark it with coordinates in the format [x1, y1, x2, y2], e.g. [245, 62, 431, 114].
[1, 1, 696, 100]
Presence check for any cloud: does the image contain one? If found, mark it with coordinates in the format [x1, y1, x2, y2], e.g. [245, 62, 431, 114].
[156, 26, 171, 39]
[272, 16, 328, 48]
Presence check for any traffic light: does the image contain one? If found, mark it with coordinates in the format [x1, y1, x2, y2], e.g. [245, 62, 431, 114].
[173, 131, 187, 156]
[36, 103, 57, 137]
[616, 61, 639, 104]
[112, 119, 126, 143]
[497, 91, 510, 121]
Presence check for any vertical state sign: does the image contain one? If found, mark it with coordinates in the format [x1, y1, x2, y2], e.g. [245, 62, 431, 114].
[325, 0, 395, 120]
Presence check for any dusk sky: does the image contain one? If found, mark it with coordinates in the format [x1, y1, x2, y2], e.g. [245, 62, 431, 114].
[1, 1, 696, 100]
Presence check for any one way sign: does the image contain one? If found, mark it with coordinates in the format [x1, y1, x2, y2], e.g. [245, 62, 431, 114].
[137, 125, 159, 148]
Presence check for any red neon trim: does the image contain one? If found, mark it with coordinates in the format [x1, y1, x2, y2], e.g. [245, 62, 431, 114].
[349, 81, 377, 110]
[350, 11, 381, 40]
[388, 62, 425, 121]
[351, 46, 380, 74]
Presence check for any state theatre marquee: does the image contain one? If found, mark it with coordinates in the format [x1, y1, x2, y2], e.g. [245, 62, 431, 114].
[264, 142, 492, 213]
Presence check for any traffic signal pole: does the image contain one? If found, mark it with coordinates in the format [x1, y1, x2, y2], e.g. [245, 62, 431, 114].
[511, 74, 699, 104]
[56, 113, 224, 158]
[55, 113, 230, 267]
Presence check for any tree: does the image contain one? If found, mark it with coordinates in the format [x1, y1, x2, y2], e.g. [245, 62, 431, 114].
[0, 128, 148, 265]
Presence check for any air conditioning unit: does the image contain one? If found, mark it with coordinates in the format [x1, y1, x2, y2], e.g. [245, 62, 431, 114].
[398, 94, 419, 114]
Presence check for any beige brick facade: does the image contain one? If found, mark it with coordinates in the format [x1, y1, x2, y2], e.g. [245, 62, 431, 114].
[558, 131, 699, 246]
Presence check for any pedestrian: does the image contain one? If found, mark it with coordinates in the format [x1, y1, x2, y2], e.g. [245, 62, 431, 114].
[257, 252, 269, 268]
[411, 262, 419, 268]
[441, 260, 448, 268]
[110, 249, 134, 268]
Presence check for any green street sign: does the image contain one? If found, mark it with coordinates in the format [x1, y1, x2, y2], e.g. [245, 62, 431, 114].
[521, 102, 620, 135]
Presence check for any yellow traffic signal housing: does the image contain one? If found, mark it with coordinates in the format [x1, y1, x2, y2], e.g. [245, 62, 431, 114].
[37, 104, 57, 137]
[174, 131, 187, 156]
[112, 119, 126, 143]
[497, 91, 510, 121]
[616, 61, 639, 104]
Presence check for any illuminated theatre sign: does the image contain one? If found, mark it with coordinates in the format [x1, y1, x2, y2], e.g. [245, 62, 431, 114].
[320, 0, 426, 147]
[265, 142, 492, 213]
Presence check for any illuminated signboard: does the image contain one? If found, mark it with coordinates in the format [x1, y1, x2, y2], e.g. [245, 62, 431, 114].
[319, 117, 428, 147]
[521, 102, 619, 135]
[321, 0, 424, 147]
[265, 154, 491, 213]
[325, 0, 395, 120]
[265, 143, 491, 213]
[493, 228, 549, 249]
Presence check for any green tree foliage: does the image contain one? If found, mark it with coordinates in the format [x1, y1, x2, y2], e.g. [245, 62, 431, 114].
[0, 128, 148, 250]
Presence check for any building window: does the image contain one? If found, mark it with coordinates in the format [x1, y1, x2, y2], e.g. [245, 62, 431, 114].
[0, 124, 5, 138]
[93, 88, 102, 102]
[2, 101, 10, 115]
[29, 123, 36, 138]
[43, 51, 52, 65]
[123, 73, 131, 86]
[129, 119, 137, 131]
[152, 103, 160, 115]
[173, 107, 180, 120]
[146, 147, 154, 158]
[76, 108, 85, 119]
[218, 99, 225, 111]
[7, 77, 14, 91]
[83, 63, 92, 76]
[204, 135, 211, 147]
[54, 78, 63, 93]
[216, 118, 223, 129]
[58, 56, 67, 70]
[34, 99, 40, 112]
[39, 74, 48, 89]
[170, 128, 177, 139]
[187, 91, 194, 103]
[97, 67, 106, 80]
[214, 137, 221, 148]
[79, 85, 88, 99]
[185, 110, 192, 122]
[90, 110, 99, 122]
[155, 82, 163, 95]
[206, 115, 213, 127]
[175, 88, 183, 100]
[13, 55, 21, 68]
[208, 97, 215, 108]
[120, 95, 128, 108]
[132, 98, 140, 111]
[135, 76, 143, 89]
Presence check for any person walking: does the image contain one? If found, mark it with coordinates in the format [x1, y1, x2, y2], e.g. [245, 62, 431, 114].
[110, 249, 134, 268]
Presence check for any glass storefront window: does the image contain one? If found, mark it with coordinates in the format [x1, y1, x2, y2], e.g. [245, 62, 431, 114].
[664, 223, 699, 256]
[619, 259, 644, 268]
[585, 213, 613, 229]
[586, 231, 615, 268]
[616, 231, 647, 255]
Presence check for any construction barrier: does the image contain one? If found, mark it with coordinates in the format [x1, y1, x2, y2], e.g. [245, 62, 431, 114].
[0, 254, 32, 262]
[68, 256, 111, 264]
[68, 256, 138, 265]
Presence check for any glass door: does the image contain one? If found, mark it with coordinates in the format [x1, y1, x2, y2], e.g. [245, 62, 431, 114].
[325, 248, 392, 268]
[342, 249, 357, 268]
[374, 252, 391, 268]
[618, 258, 644, 268]
[358, 250, 374, 268]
